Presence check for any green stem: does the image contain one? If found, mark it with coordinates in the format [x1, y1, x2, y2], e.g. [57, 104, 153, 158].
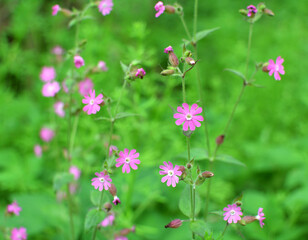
[181, 76, 186, 103]
[67, 185, 75, 240]
[114, 79, 127, 116]
[193, 0, 198, 41]
[69, 115, 80, 159]
[245, 23, 253, 78]
[221, 223, 229, 238]
[92, 191, 105, 240]
[180, 15, 192, 40]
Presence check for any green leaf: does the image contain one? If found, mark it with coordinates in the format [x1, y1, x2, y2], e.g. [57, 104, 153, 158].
[120, 61, 128, 73]
[195, 27, 220, 42]
[224, 69, 246, 81]
[179, 185, 201, 217]
[177, 148, 209, 161]
[95, 117, 111, 121]
[68, 15, 94, 28]
[84, 208, 104, 231]
[90, 190, 102, 207]
[215, 154, 246, 167]
[209, 210, 224, 217]
[115, 112, 140, 120]
[53, 173, 74, 191]
[190, 220, 210, 237]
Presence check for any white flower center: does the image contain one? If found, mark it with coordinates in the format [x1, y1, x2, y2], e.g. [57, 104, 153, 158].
[275, 64, 279, 71]
[230, 210, 236, 216]
[90, 99, 94, 105]
[99, 177, 105, 183]
[255, 215, 260, 220]
[186, 114, 192, 120]
[125, 157, 130, 163]
[168, 170, 174, 176]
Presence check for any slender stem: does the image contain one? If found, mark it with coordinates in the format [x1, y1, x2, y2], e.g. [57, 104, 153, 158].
[181, 76, 186, 103]
[69, 115, 80, 158]
[66, 185, 75, 240]
[114, 79, 127, 116]
[92, 191, 105, 240]
[245, 23, 253, 78]
[180, 15, 192, 40]
[193, 0, 198, 41]
[221, 223, 229, 238]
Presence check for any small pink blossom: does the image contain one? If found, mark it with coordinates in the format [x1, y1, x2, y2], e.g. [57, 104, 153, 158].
[98, 61, 108, 71]
[174, 103, 204, 131]
[113, 196, 121, 205]
[164, 46, 173, 53]
[267, 56, 285, 81]
[135, 68, 146, 79]
[62, 81, 69, 93]
[74, 55, 85, 68]
[40, 67, 56, 82]
[98, 0, 113, 16]
[100, 214, 115, 227]
[159, 161, 182, 187]
[223, 204, 243, 224]
[247, 5, 257, 17]
[91, 172, 112, 191]
[79, 78, 94, 96]
[256, 208, 265, 228]
[54, 101, 65, 117]
[52, 46, 63, 55]
[34, 144, 42, 158]
[155, 1, 165, 18]
[115, 237, 128, 240]
[7, 201, 22, 216]
[82, 89, 104, 115]
[42, 81, 61, 97]
[52, 5, 61, 16]
[109, 145, 118, 156]
[69, 166, 81, 180]
[115, 149, 140, 173]
[11, 227, 27, 240]
[40, 127, 55, 142]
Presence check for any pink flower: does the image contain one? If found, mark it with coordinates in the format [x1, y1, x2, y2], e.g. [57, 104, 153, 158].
[82, 89, 104, 115]
[42, 81, 61, 97]
[69, 183, 78, 194]
[115, 237, 128, 240]
[135, 68, 146, 79]
[74, 55, 85, 68]
[34, 144, 42, 158]
[52, 5, 61, 16]
[155, 1, 165, 18]
[52, 46, 63, 55]
[159, 161, 182, 187]
[62, 81, 69, 93]
[40, 127, 55, 142]
[115, 149, 140, 173]
[164, 46, 173, 53]
[79, 78, 94, 96]
[247, 5, 257, 17]
[40, 67, 56, 82]
[256, 208, 265, 228]
[113, 196, 121, 205]
[223, 204, 243, 224]
[100, 214, 115, 227]
[109, 145, 118, 156]
[267, 56, 285, 81]
[11, 227, 27, 240]
[98, 0, 113, 16]
[173, 103, 204, 131]
[91, 172, 112, 191]
[98, 61, 108, 71]
[54, 101, 65, 117]
[69, 166, 81, 180]
[7, 201, 22, 216]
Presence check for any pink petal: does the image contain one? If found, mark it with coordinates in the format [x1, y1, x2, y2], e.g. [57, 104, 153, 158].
[183, 121, 189, 131]
[161, 175, 169, 183]
[175, 118, 186, 126]
[174, 113, 185, 119]
[189, 121, 196, 131]
[177, 106, 186, 114]
[166, 177, 172, 186]
[159, 170, 167, 175]
[129, 162, 138, 170]
[182, 103, 189, 113]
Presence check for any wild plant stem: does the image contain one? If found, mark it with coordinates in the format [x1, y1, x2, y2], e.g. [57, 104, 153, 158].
[221, 223, 229, 238]
[245, 23, 253, 78]
[114, 79, 127, 116]
[181, 76, 186, 103]
[193, 0, 198, 41]
[180, 15, 192, 40]
[92, 191, 105, 240]
[66, 185, 75, 240]
[69, 115, 79, 158]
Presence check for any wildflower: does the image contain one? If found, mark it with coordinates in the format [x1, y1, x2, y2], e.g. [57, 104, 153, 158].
[109, 145, 118, 156]
[91, 171, 112, 191]
[164, 46, 173, 53]
[11, 227, 27, 240]
[79, 78, 94, 96]
[155, 1, 165, 18]
[159, 161, 182, 187]
[69, 166, 81, 180]
[135, 68, 146, 79]
[74, 55, 85, 68]
[42, 81, 61, 97]
[247, 5, 257, 17]
[100, 214, 115, 227]
[52, 5, 61, 16]
[40, 67, 56, 82]
[98, 61, 108, 71]
[256, 208, 265, 228]
[40, 127, 55, 142]
[7, 201, 22, 216]
[98, 0, 113, 16]
[223, 204, 243, 224]
[267, 56, 285, 80]
[113, 196, 121, 205]
[34, 144, 42, 158]
[54, 101, 65, 117]
[115, 149, 140, 173]
[165, 219, 182, 228]
[114, 237, 128, 240]
[52, 46, 63, 55]
[173, 103, 204, 131]
[82, 89, 104, 115]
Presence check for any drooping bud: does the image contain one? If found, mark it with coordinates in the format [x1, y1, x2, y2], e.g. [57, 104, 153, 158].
[165, 219, 183, 228]
[113, 196, 121, 205]
[239, 9, 248, 16]
[165, 5, 175, 14]
[264, 8, 274, 16]
[119, 226, 135, 235]
[185, 57, 196, 66]
[104, 202, 112, 212]
[240, 216, 257, 226]
[201, 171, 214, 178]
[61, 8, 73, 17]
[216, 134, 225, 145]
[169, 52, 179, 67]
[109, 183, 117, 196]
[160, 69, 175, 76]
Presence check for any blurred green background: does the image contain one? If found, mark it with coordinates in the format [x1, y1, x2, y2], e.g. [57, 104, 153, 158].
[1, 0, 308, 239]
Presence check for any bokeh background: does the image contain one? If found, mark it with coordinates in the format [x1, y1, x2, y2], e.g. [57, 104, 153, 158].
[1, 0, 308, 239]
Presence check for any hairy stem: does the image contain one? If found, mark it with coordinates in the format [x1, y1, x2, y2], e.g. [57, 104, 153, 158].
[180, 15, 192, 40]
[66, 185, 75, 240]
[245, 23, 253, 78]
[193, 0, 198, 40]
[92, 191, 105, 240]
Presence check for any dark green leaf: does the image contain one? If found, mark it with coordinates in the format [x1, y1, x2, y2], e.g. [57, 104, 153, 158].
[195, 27, 220, 42]
[224, 69, 246, 81]
[179, 185, 201, 217]
[215, 154, 246, 167]
[190, 220, 209, 237]
[115, 112, 140, 120]
[84, 208, 104, 231]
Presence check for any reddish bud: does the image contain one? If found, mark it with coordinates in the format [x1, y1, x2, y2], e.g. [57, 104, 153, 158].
[169, 52, 179, 67]
[185, 57, 196, 66]
[264, 8, 274, 16]
[109, 183, 117, 196]
[61, 9, 73, 17]
[165, 5, 175, 14]
[165, 219, 183, 228]
[201, 171, 214, 178]
[216, 135, 225, 145]
[235, 200, 242, 207]
[160, 69, 175, 76]
[240, 216, 257, 226]
[119, 226, 135, 236]
[104, 202, 112, 212]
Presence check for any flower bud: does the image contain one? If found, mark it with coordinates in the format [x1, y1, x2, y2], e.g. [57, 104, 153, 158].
[113, 196, 121, 205]
[61, 8, 73, 17]
[186, 163, 192, 169]
[235, 200, 242, 207]
[160, 69, 175, 76]
[201, 171, 214, 178]
[262, 63, 269, 73]
[104, 202, 112, 212]
[119, 226, 135, 235]
[109, 183, 117, 196]
[165, 5, 175, 14]
[165, 219, 182, 228]
[240, 216, 257, 226]
[195, 174, 205, 186]
[264, 8, 274, 16]
[216, 134, 225, 145]
[239, 9, 248, 16]
[185, 57, 196, 66]
[169, 52, 179, 67]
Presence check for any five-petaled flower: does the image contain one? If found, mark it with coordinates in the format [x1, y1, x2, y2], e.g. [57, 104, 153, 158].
[159, 161, 182, 187]
[40, 67, 56, 82]
[256, 208, 265, 228]
[115, 149, 140, 173]
[100, 214, 115, 227]
[155, 1, 165, 18]
[173, 103, 204, 131]
[42, 81, 61, 97]
[74, 55, 85, 68]
[91, 172, 112, 191]
[54, 101, 65, 117]
[40, 127, 55, 142]
[7, 201, 22, 216]
[267, 56, 285, 81]
[11, 227, 27, 240]
[69, 166, 81, 180]
[52, 5, 61, 16]
[223, 204, 243, 224]
[135, 68, 146, 79]
[98, 0, 113, 16]
[247, 5, 257, 17]
[82, 89, 104, 115]
[113, 196, 121, 205]
[34, 144, 42, 158]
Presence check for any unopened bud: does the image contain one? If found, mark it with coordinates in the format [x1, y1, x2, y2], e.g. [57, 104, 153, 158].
[165, 219, 182, 228]
[169, 52, 179, 67]
[216, 135, 225, 145]
[239, 9, 248, 16]
[61, 8, 73, 17]
[186, 163, 192, 169]
[262, 63, 269, 73]
[165, 5, 175, 14]
[119, 226, 135, 236]
[257, 2, 266, 11]
[109, 183, 117, 196]
[264, 8, 274, 16]
[201, 171, 214, 178]
[185, 57, 196, 66]
[235, 200, 242, 207]
[160, 69, 175, 76]
[196, 165, 200, 174]
[104, 202, 112, 212]
[240, 216, 257, 225]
